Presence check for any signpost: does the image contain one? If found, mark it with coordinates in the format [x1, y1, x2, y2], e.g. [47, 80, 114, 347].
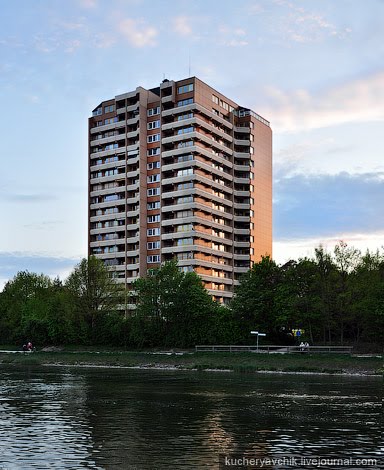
[251, 331, 266, 352]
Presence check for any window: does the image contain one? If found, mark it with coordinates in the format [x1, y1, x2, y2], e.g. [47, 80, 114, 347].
[148, 201, 160, 210]
[177, 196, 193, 204]
[104, 117, 118, 125]
[177, 182, 193, 190]
[104, 194, 119, 202]
[177, 98, 193, 107]
[177, 126, 194, 135]
[176, 210, 193, 218]
[147, 106, 160, 116]
[147, 227, 160, 236]
[177, 168, 193, 177]
[212, 95, 219, 105]
[104, 105, 115, 113]
[147, 174, 160, 183]
[147, 161, 161, 170]
[147, 241, 160, 250]
[177, 252, 193, 260]
[148, 215, 160, 223]
[147, 255, 160, 263]
[147, 120, 160, 130]
[177, 154, 193, 163]
[105, 143, 118, 150]
[180, 266, 194, 273]
[147, 147, 160, 156]
[177, 112, 193, 121]
[147, 187, 161, 196]
[93, 107, 102, 116]
[178, 83, 194, 94]
[177, 141, 193, 149]
[177, 223, 193, 232]
[147, 133, 160, 143]
[177, 238, 193, 246]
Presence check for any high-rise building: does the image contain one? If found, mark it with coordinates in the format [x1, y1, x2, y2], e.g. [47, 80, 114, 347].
[88, 77, 272, 304]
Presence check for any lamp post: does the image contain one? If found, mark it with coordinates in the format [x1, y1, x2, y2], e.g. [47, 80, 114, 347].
[251, 331, 266, 352]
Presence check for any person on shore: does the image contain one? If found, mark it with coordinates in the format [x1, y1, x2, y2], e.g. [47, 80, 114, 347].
[27, 341, 33, 351]
[299, 342, 305, 352]
[304, 342, 309, 353]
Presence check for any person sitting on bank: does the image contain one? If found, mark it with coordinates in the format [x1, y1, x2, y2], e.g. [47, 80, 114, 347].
[304, 342, 309, 352]
[299, 342, 305, 352]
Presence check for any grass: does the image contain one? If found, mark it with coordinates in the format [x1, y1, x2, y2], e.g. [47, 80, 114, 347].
[0, 348, 382, 375]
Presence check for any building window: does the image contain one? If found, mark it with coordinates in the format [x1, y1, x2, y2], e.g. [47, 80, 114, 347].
[177, 126, 194, 135]
[177, 112, 194, 121]
[177, 182, 193, 190]
[148, 215, 160, 223]
[176, 210, 193, 218]
[177, 168, 193, 177]
[177, 83, 194, 94]
[147, 174, 160, 183]
[104, 105, 115, 113]
[177, 98, 193, 107]
[147, 133, 160, 143]
[177, 252, 193, 260]
[147, 106, 160, 116]
[148, 201, 161, 210]
[92, 107, 102, 116]
[104, 194, 119, 202]
[180, 266, 194, 273]
[147, 241, 161, 250]
[147, 227, 160, 236]
[177, 141, 193, 149]
[177, 154, 193, 163]
[177, 224, 193, 232]
[212, 95, 219, 105]
[147, 187, 161, 196]
[147, 120, 160, 130]
[177, 238, 193, 246]
[177, 196, 193, 204]
[147, 147, 160, 156]
[147, 255, 161, 263]
[147, 161, 161, 170]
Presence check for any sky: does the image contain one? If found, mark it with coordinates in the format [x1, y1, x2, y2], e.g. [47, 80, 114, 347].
[0, 0, 383, 289]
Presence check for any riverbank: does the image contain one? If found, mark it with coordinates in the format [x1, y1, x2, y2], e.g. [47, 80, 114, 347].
[0, 348, 382, 375]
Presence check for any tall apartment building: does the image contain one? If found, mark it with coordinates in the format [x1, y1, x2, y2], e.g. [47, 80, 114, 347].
[88, 77, 272, 304]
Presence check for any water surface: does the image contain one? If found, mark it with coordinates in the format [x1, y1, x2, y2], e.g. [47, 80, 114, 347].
[0, 366, 382, 469]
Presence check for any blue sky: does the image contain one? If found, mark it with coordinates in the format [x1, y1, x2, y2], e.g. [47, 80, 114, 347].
[1, 0, 383, 288]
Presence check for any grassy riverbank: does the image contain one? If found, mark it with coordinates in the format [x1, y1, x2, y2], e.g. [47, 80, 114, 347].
[0, 347, 382, 375]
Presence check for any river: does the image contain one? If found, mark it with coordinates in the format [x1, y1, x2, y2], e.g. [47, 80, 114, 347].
[0, 366, 382, 469]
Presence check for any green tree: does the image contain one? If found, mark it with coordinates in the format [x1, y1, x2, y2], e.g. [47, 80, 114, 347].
[65, 256, 125, 343]
[0, 271, 52, 344]
[133, 261, 229, 347]
[231, 256, 281, 340]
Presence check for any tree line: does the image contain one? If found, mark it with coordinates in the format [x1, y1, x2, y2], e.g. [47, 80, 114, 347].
[0, 242, 383, 350]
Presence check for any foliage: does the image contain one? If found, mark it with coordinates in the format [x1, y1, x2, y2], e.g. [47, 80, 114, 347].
[0, 244, 383, 350]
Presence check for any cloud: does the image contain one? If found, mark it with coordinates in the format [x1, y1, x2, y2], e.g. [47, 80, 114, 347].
[274, 171, 384, 239]
[273, 0, 351, 43]
[172, 16, 193, 36]
[273, 232, 384, 265]
[0, 252, 80, 291]
[118, 18, 157, 47]
[260, 72, 384, 132]
[218, 25, 249, 47]
[78, 0, 97, 8]
[3, 193, 57, 203]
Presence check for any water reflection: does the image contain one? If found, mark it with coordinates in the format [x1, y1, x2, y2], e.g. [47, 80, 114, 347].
[0, 366, 381, 469]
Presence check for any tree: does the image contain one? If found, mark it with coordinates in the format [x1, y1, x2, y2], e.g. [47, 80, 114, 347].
[65, 256, 125, 342]
[231, 256, 281, 340]
[0, 271, 53, 343]
[133, 261, 227, 347]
